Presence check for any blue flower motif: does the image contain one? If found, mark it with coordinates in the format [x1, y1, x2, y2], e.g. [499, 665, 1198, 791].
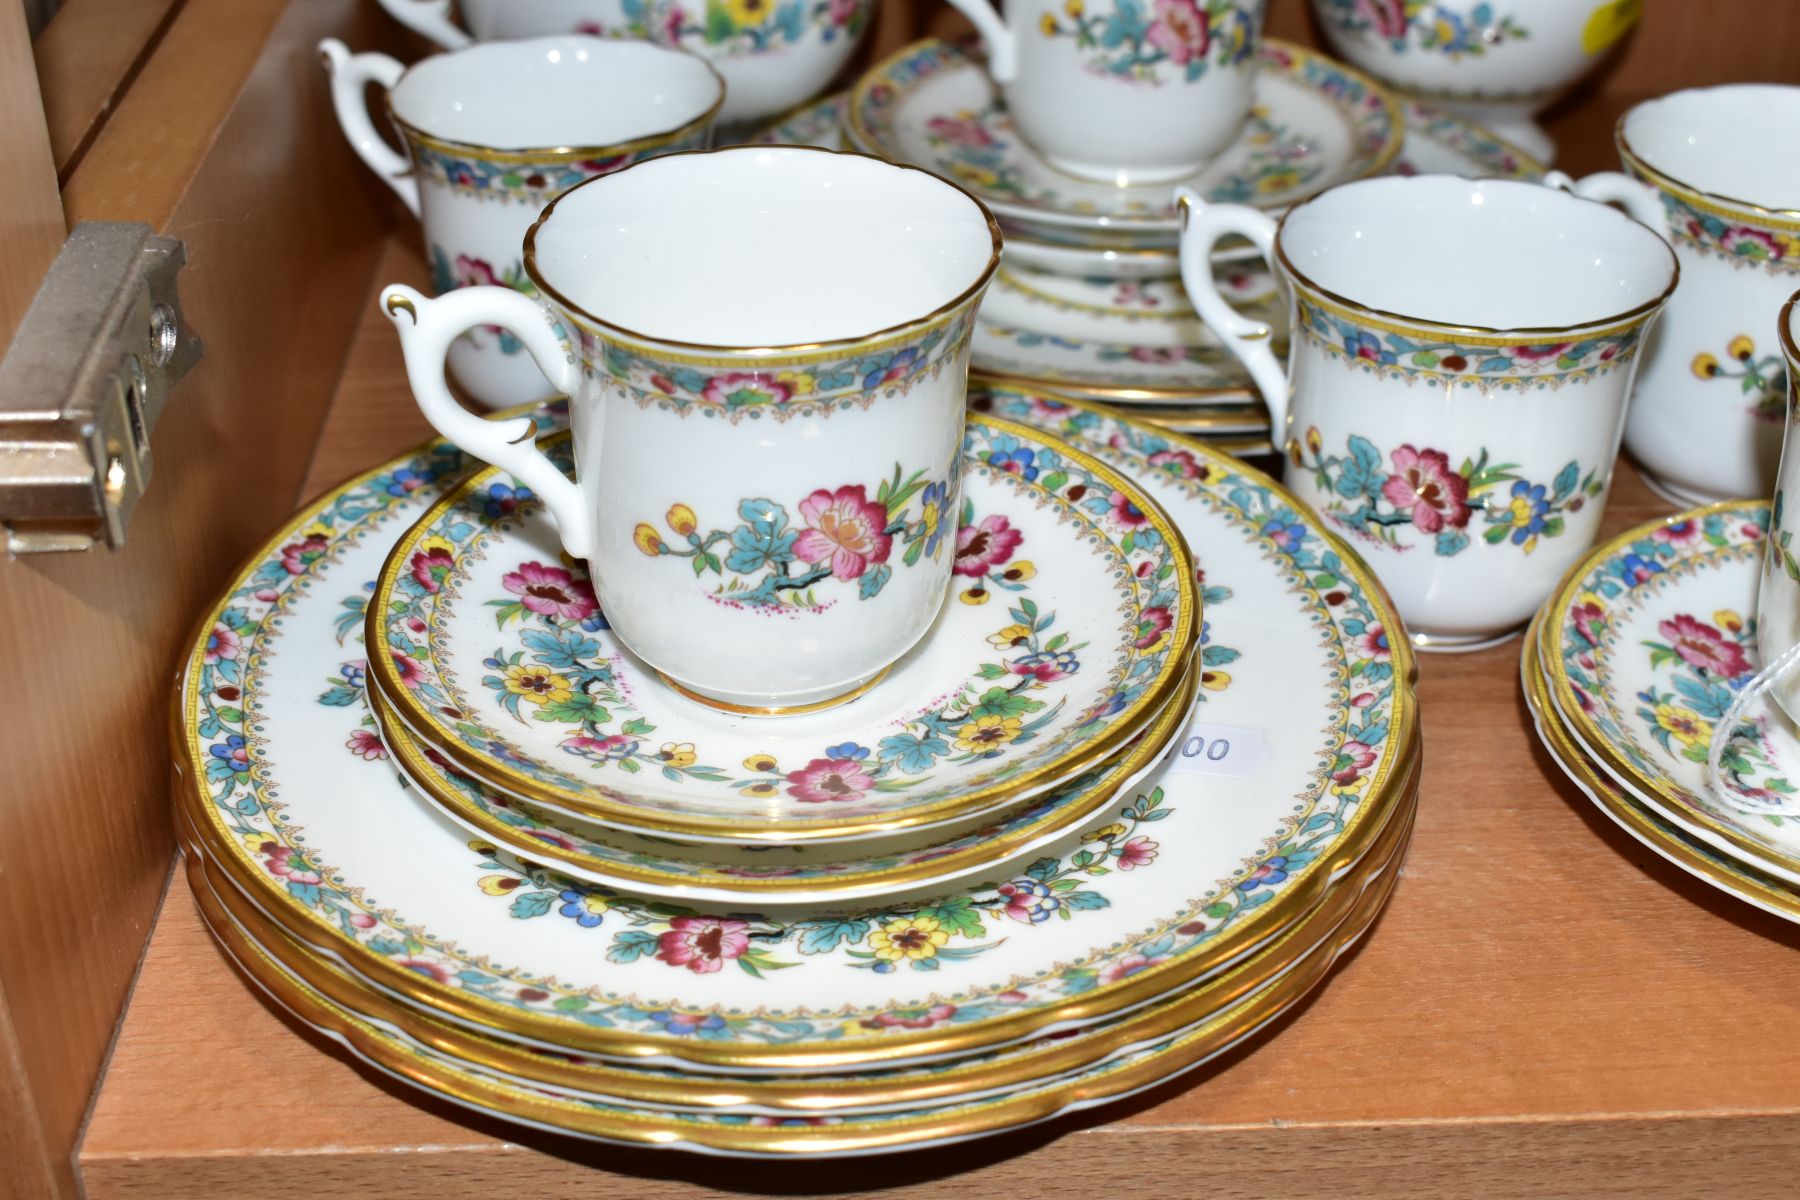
[987, 445, 1039, 481]
[1344, 330, 1395, 366]
[1507, 480, 1551, 545]
[485, 482, 532, 520]
[209, 734, 249, 773]
[557, 889, 606, 928]
[1239, 855, 1290, 892]
[1261, 517, 1305, 553]
[339, 660, 366, 688]
[578, 607, 611, 634]
[825, 742, 870, 761]
[382, 467, 434, 497]
[649, 1010, 728, 1036]
[920, 479, 951, 558]
[1618, 553, 1665, 586]
[863, 346, 921, 390]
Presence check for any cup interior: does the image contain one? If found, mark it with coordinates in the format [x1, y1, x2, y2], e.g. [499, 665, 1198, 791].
[529, 147, 1001, 346]
[1624, 85, 1800, 210]
[390, 36, 721, 152]
[1277, 176, 1675, 331]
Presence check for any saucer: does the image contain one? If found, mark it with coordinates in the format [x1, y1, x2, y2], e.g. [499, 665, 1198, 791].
[1522, 612, 1800, 922]
[845, 38, 1401, 245]
[747, 93, 847, 149]
[971, 262, 1283, 403]
[369, 416, 1197, 846]
[1392, 99, 1546, 180]
[173, 398, 1415, 1074]
[371, 661, 1197, 904]
[1538, 500, 1800, 884]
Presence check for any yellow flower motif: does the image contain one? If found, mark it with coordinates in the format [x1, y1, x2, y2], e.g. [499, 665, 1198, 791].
[240, 831, 275, 855]
[1691, 352, 1721, 379]
[775, 370, 816, 397]
[955, 714, 1023, 753]
[721, 0, 773, 26]
[1202, 670, 1232, 691]
[1508, 495, 1537, 528]
[1255, 169, 1304, 195]
[952, 163, 1003, 190]
[478, 874, 522, 896]
[740, 781, 780, 799]
[1306, 425, 1323, 455]
[1000, 559, 1037, 583]
[502, 663, 572, 706]
[633, 522, 665, 556]
[743, 753, 778, 773]
[960, 586, 991, 605]
[868, 916, 951, 962]
[1039, 12, 1060, 34]
[1715, 609, 1745, 634]
[1090, 822, 1128, 842]
[666, 504, 697, 536]
[988, 622, 1033, 650]
[658, 742, 697, 768]
[1728, 335, 1756, 361]
[1064, 0, 1083, 14]
[1655, 703, 1712, 746]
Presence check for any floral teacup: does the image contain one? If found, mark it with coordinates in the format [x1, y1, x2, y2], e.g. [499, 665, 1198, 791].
[321, 36, 721, 410]
[1177, 174, 1676, 649]
[382, 147, 1002, 712]
[1756, 289, 1800, 727]
[1551, 85, 1800, 506]
[1309, 0, 1643, 163]
[374, 0, 875, 127]
[942, 0, 1266, 184]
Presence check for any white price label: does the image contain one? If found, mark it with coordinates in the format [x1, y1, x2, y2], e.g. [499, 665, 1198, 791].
[1164, 721, 1269, 779]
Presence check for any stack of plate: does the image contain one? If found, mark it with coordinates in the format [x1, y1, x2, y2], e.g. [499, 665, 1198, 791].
[173, 392, 1420, 1155]
[1525, 499, 1800, 921]
[755, 50, 1547, 451]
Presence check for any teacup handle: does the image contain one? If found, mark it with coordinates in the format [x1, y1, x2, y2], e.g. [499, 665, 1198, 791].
[1174, 188, 1289, 435]
[940, 0, 1019, 82]
[372, 0, 472, 49]
[318, 40, 420, 217]
[380, 284, 593, 559]
[1543, 170, 1664, 235]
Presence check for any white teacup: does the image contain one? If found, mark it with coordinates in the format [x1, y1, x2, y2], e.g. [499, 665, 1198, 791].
[943, 0, 1266, 184]
[1551, 85, 1800, 507]
[1310, 0, 1643, 163]
[1178, 174, 1676, 650]
[375, 0, 875, 126]
[322, 36, 721, 410]
[1758, 290, 1800, 726]
[382, 147, 1002, 712]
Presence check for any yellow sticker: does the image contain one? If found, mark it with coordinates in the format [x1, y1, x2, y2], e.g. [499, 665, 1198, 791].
[1582, 0, 1643, 55]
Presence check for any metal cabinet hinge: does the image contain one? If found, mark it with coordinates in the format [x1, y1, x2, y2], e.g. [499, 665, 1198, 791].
[0, 222, 202, 555]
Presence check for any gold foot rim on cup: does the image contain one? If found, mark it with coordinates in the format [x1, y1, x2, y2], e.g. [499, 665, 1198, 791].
[654, 663, 895, 718]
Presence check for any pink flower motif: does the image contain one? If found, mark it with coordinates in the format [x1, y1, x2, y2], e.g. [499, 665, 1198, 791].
[205, 623, 241, 665]
[1148, 448, 1209, 481]
[786, 756, 877, 804]
[523, 828, 582, 852]
[503, 560, 599, 622]
[700, 372, 794, 408]
[662, 6, 684, 42]
[1722, 227, 1784, 261]
[825, 0, 859, 25]
[1355, 0, 1409, 38]
[249, 837, 323, 886]
[863, 1004, 957, 1030]
[1099, 952, 1169, 984]
[1147, 0, 1210, 66]
[1128, 345, 1187, 364]
[925, 113, 993, 147]
[454, 255, 502, 289]
[564, 734, 639, 761]
[1351, 692, 1375, 708]
[350, 913, 377, 929]
[1509, 342, 1574, 364]
[346, 728, 388, 761]
[1381, 446, 1471, 533]
[1353, 623, 1390, 662]
[953, 515, 1023, 577]
[1332, 740, 1378, 786]
[280, 532, 328, 575]
[391, 651, 429, 690]
[1116, 836, 1159, 870]
[575, 20, 605, 34]
[1658, 613, 1752, 678]
[409, 544, 455, 593]
[655, 917, 750, 974]
[792, 486, 892, 581]
[1108, 490, 1151, 528]
[393, 955, 454, 984]
[1653, 519, 1700, 545]
[1134, 605, 1173, 651]
[1571, 600, 1606, 646]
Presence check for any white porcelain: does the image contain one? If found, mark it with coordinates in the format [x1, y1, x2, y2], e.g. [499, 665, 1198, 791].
[1758, 292, 1800, 726]
[1549, 86, 1800, 506]
[1310, 0, 1644, 163]
[171, 397, 1414, 1074]
[940, 0, 1265, 183]
[374, 0, 876, 126]
[1178, 174, 1676, 649]
[844, 38, 1402, 246]
[321, 36, 721, 410]
[382, 146, 999, 711]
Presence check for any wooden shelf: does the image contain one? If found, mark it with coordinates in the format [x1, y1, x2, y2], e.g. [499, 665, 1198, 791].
[73, 21, 1800, 1192]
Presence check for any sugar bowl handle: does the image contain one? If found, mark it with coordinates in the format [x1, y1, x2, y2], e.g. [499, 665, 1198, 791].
[1174, 189, 1288, 435]
[318, 40, 419, 217]
[372, 0, 472, 49]
[940, 0, 1019, 82]
[381, 285, 593, 559]
[1543, 170, 1664, 235]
